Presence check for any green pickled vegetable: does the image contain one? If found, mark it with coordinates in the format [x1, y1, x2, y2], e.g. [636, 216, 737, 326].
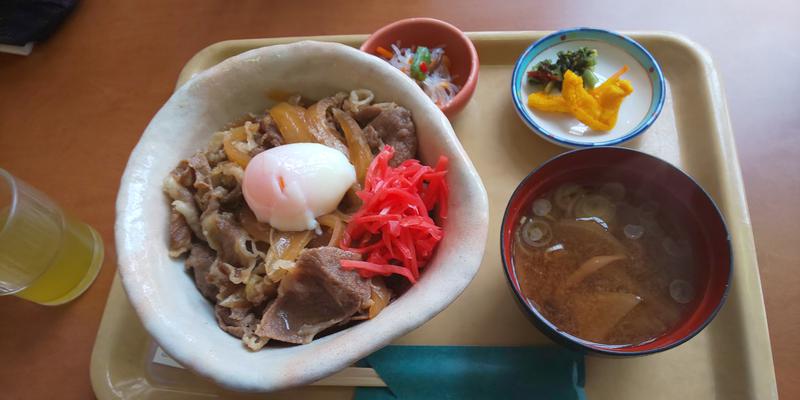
[581, 69, 599, 89]
[410, 46, 432, 81]
[527, 47, 599, 90]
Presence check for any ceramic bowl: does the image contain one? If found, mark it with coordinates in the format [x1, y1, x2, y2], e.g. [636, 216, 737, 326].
[511, 28, 665, 148]
[360, 17, 479, 118]
[116, 41, 489, 391]
[500, 147, 731, 356]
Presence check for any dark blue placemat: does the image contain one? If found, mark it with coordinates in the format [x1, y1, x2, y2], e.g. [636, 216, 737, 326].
[354, 345, 585, 400]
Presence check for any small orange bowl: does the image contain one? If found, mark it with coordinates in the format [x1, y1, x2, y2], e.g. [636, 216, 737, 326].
[360, 18, 479, 118]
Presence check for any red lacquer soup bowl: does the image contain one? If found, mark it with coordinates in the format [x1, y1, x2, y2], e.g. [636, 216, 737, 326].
[500, 147, 732, 356]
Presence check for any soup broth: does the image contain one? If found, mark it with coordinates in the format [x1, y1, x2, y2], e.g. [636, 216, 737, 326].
[513, 181, 699, 347]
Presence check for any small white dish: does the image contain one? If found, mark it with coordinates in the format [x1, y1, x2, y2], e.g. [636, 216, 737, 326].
[511, 28, 665, 148]
[115, 41, 489, 392]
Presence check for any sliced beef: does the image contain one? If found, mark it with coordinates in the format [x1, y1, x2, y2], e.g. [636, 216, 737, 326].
[188, 152, 214, 209]
[184, 243, 219, 300]
[318, 92, 348, 138]
[306, 227, 333, 249]
[255, 247, 369, 344]
[247, 115, 285, 157]
[171, 160, 194, 187]
[210, 161, 242, 188]
[196, 183, 239, 212]
[168, 209, 192, 257]
[236, 207, 271, 243]
[219, 185, 243, 208]
[205, 147, 227, 167]
[244, 273, 278, 306]
[209, 161, 244, 209]
[256, 114, 285, 150]
[164, 163, 203, 239]
[362, 123, 383, 150]
[164, 162, 195, 205]
[306, 93, 350, 156]
[188, 152, 212, 182]
[215, 305, 250, 338]
[337, 182, 364, 213]
[214, 305, 268, 351]
[359, 103, 417, 166]
[202, 212, 259, 280]
[352, 105, 383, 126]
[206, 259, 239, 300]
[199, 186, 224, 222]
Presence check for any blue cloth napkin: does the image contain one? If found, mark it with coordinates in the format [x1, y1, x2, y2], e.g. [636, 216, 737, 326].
[354, 346, 585, 400]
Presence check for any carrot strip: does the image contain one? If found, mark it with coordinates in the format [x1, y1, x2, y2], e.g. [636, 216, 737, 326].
[375, 46, 394, 60]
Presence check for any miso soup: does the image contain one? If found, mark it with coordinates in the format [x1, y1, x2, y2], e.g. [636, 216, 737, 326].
[513, 181, 700, 347]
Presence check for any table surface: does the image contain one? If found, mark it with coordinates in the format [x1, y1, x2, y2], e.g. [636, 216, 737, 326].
[0, 1, 797, 399]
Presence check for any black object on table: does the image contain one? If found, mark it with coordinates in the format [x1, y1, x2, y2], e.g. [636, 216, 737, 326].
[0, 0, 79, 46]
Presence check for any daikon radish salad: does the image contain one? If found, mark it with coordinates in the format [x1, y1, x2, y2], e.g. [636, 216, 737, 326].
[376, 44, 461, 108]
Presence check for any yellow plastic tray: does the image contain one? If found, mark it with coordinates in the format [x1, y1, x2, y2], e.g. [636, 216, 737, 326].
[91, 32, 777, 399]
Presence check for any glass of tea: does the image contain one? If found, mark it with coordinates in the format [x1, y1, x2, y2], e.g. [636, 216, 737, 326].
[0, 169, 104, 305]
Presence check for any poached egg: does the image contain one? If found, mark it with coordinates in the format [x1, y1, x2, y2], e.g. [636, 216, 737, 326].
[243, 143, 356, 231]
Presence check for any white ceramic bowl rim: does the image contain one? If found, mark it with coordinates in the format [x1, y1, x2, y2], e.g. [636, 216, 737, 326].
[115, 41, 488, 392]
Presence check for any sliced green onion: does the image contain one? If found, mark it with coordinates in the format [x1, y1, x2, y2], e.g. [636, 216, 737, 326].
[670, 280, 694, 304]
[520, 218, 553, 248]
[574, 194, 616, 223]
[532, 198, 552, 217]
[623, 224, 645, 240]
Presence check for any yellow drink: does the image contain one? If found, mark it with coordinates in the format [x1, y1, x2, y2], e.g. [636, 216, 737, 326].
[13, 215, 104, 305]
[0, 169, 104, 305]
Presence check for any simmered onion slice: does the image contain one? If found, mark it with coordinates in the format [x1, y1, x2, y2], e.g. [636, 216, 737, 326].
[600, 182, 626, 201]
[554, 183, 584, 211]
[574, 194, 616, 223]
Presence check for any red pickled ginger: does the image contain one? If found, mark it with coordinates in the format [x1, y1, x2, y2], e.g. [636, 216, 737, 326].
[339, 146, 449, 284]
